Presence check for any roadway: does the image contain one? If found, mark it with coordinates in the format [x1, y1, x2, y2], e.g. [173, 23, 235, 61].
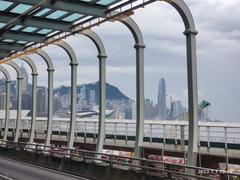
[0, 157, 88, 180]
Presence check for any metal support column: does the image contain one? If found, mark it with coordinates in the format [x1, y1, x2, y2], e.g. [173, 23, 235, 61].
[68, 62, 78, 149]
[14, 77, 23, 142]
[184, 29, 198, 166]
[117, 16, 145, 158]
[160, 0, 199, 166]
[29, 74, 37, 143]
[96, 54, 107, 154]
[35, 49, 55, 147]
[3, 80, 11, 141]
[80, 29, 107, 154]
[54, 40, 78, 150]
[134, 43, 145, 158]
[45, 68, 54, 146]
[19, 56, 38, 144]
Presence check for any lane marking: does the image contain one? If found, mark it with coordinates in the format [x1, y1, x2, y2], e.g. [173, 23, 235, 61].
[0, 174, 13, 180]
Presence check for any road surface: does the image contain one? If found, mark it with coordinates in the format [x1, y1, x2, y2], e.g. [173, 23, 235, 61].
[0, 157, 88, 180]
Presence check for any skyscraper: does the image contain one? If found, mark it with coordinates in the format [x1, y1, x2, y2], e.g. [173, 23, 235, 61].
[90, 90, 95, 102]
[171, 101, 183, 120]
[80, 85, 86, 100]
[144, 98, 154, 120]
[131, 102, 136, 120]
[37, 86, 48, 116]
[157, 78, 167, 119]
[0, 78, 5, 93]
[20, 64, 28, 93]
[0, 93, 6, 110]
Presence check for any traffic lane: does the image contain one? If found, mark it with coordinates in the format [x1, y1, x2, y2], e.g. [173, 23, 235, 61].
[0, 158, 86, 180]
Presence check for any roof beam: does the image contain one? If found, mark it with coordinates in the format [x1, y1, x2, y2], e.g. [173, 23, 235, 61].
[0, 52, 10, 58]
[9, 0, 107, 17]
[0, 43, 23, 51]
[0, 13, 72, 32]
[1, 32, 45, 43]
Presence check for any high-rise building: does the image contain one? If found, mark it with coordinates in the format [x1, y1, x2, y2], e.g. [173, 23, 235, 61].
[171, 101, 183, 120]
[53, 95, 62, 113]
[61, 94, 70, 108]
[131, 102, 136, 120]
[37, 86, 48, 116]
[20, 64, 28, 93]
[10, 81, 17, 98]
[157, 78, 167, 120]
[22, 93, 32, 110]
[90, 90, 95, 102]
[145, 98, 154, 120]
[80, 85, 86, 100]
[0, 93, 6, 110]
[0, 78, 5, 93]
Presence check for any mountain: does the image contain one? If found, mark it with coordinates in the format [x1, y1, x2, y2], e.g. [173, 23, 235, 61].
[54, 81, 130, 104]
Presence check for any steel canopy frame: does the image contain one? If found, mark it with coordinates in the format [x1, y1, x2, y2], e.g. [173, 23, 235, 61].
[0, 13, 73, 32]
[0, 43, 23, 51]
[0, 0, 148, 62]
[0, 0, 199, 169]
[7, 0, 108, 17]
[1, 32, 45, 43]
[0, 0, 119, 60]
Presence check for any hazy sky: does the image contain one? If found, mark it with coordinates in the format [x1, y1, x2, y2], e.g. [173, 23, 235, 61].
[2, 0, 240, 122]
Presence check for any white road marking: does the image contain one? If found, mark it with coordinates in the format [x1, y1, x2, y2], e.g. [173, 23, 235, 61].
[0, 174, 13, 180]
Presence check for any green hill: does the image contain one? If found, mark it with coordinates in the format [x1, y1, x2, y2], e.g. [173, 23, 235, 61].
[54, 81, 130, 104]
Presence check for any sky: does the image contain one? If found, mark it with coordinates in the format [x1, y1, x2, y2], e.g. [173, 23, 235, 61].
[1, 0, 240, 122]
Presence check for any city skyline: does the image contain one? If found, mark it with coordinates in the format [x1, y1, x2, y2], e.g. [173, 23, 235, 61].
[0, 71, 187, 121]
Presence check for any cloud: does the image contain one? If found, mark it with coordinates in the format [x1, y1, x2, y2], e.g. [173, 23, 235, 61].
[6, 0, 239, 122]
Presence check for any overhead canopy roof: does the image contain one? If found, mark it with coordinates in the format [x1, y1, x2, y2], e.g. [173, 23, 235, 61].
[0, 0, 134, 61]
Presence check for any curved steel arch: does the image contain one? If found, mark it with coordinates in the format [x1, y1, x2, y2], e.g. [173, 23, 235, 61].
[81, 30, 107, 57]
[7, 61, 23, 78]
[6, 61, 23, 142]
[160, 0, 198, 166]
[161, 0, 196, 32]
[52, 40, 78, 150]
[20, 57, 38, 76]
[0, 66, 11, 141]
[54, 40, 78, 65]
[80, 29, 107, 154]
[119, 17, 144, 46]
[18, 56, 38, 144]
[0, 66, 11, 81]
[34, 49, 55, 146]
[36, 49, 55, 71]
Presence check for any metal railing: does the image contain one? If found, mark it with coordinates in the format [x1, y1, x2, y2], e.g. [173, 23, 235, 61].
[1, 118, 240, 148]
[0, 140, 239, 180]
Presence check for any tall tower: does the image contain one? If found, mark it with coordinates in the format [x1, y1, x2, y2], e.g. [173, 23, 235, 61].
[157, 78, 167, 119]
[80, 85, 86, 100]
[37, 86, 48, 115]
[20, 63, 28, 93]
